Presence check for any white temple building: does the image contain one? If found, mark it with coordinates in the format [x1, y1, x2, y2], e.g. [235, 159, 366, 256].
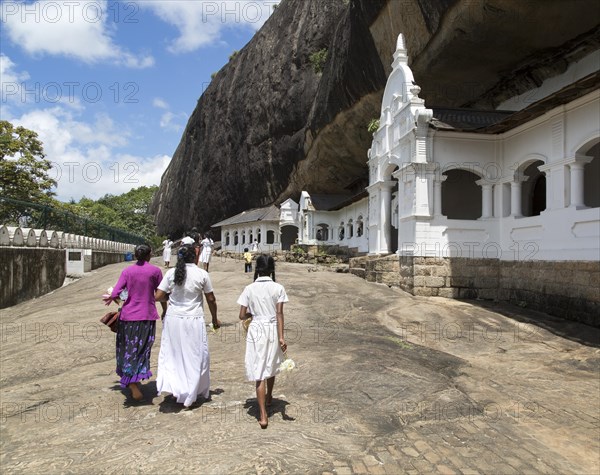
[367, 34, 599, 262]
[213, 198, 300, 252]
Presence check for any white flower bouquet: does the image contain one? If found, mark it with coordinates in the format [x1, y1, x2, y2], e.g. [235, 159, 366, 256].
[102, 287, 128, 305]
[279, 352, 296, 372]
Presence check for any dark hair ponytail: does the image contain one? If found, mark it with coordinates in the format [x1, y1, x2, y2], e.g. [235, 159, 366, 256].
[254, 254, 276, 282]
[135, 244, 152, 262]
[174, 244, 196, 286]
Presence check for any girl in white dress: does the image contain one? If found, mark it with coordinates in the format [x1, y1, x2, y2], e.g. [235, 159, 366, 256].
[199, 232, 214, 272]
[155, 245, 221, 407]
[237, 254, 288, 428]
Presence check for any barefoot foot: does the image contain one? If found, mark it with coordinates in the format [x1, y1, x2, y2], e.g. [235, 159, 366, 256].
[129, 383, 144, 401]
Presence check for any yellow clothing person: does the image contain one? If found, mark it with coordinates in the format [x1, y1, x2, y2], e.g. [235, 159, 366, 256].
[243, 250, 252, 273]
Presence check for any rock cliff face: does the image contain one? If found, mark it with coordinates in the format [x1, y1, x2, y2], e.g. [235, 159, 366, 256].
[152, 0, 599, 235]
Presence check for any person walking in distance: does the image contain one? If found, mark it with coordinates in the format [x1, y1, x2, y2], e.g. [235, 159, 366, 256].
[243, 248, 252, 274]
[199, 231, 214, 272]
[162, 237, 173, 268]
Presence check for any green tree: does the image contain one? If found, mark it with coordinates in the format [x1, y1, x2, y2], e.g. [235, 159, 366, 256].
[75, 197, 121, 226]
[0, 120, 56, 201]
[0, 120, 57, 224]
[97, 186, 160, 246]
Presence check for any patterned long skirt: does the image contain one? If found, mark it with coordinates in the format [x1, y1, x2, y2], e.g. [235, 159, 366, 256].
[115, 320, 156, 388]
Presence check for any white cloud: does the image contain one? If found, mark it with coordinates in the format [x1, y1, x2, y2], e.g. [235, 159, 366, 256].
[0, 54, 29, 83]
[0, 1, 154, 68]
[153, 98, 169, 109]
[0, 54, 30, 103]
[159, 111, 175, 128]
[152, 97, 186, 131]
[142, 0, 280, 53]
[159, 110, 187, 131]
[9, 107, 170, 201]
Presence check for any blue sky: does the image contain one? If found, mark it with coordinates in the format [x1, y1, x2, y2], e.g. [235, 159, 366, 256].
[1, 0, 280, 201]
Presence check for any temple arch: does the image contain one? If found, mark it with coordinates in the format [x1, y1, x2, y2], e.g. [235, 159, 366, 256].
[316, 223, 329, 241]
[442, 169, 483, 220]
[356, 216, 364, 237]
[520, 160, 546, 217]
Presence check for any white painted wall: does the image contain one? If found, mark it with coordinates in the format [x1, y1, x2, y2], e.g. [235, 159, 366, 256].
[298, 197, 369, 252]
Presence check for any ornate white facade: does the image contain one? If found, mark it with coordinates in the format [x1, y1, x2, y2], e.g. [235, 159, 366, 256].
[367, 34, 600, 261]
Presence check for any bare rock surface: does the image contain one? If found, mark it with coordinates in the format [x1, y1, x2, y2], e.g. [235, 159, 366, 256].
[1, 258, 598, 474]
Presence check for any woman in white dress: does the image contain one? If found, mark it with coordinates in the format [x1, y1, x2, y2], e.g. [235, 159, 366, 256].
[155, 244, 221, 407]
[199, 232, 214, 272]
[162, 238, 173, 268]
[237, 254, 288, 428]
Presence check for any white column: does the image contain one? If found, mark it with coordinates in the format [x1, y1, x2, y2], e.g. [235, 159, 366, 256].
[569, 160, 589, 208]
[433, 176, 447, 217]
[477, 179, 494, 219]
[510, 182, 522, 217]
[510, 174, 528, 217]
[379, 181, 395, 253]
[367, 190, 380, 254]
[539, 162, 569, 210]
[260, 225, 266, 244]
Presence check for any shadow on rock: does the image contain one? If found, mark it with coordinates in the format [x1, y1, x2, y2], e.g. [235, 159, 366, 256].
[158, 388, 225, 414]
[468, 300, 600, 348]
[244, 398, 296, 423]
[108, 381, 157, 407]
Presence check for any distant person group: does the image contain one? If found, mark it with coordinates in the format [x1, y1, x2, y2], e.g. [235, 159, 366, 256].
[103, 236, 287, 429]
[163, 228, 214, 272]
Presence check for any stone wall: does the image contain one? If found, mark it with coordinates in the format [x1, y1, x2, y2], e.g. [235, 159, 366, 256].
[350, 255, 599, 327]
[1, 225, 137, 309]
[0, 248, 66, 309]
[499, 260, 599, 327]
[351, 255, 401, 287]
[91, 251, 126, 270]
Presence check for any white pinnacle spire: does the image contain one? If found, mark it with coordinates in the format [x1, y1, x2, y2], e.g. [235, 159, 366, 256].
[393, 33, 408, 68]
[396, 33, 406, 51]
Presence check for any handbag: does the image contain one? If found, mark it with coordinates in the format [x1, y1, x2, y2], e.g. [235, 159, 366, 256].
[100, 309, 120, 333]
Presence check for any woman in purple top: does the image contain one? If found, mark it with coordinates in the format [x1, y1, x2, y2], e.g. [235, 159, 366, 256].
[104, 245, 165, 401]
